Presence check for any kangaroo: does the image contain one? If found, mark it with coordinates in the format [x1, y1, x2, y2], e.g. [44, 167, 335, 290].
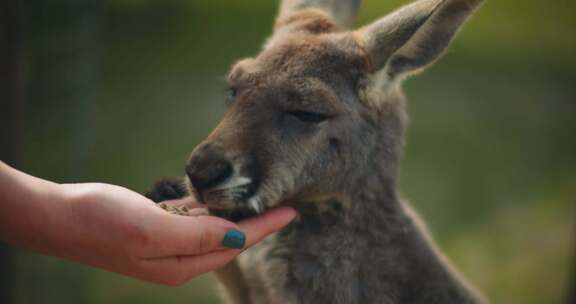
[147, 0, 487, 303]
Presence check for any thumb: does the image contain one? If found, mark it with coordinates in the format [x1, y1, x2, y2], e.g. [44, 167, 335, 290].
[143, 213, 241, 257]
[187, 216, 247, 252]
[188, 206, 298, 252]
[237, 207, 298, 247]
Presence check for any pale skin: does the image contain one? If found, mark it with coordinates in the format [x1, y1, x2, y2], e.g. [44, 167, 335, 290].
[0, 161, 297, 286]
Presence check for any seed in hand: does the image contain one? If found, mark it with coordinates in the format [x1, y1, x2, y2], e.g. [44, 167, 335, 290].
[157, 202, 190, 216]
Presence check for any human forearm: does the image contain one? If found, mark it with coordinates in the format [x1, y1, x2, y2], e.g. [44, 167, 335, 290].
[0, 161, 297, 285]
[0, 161, 70, 253]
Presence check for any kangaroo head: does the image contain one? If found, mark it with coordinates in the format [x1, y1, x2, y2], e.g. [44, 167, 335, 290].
[185, 0, 482, 219]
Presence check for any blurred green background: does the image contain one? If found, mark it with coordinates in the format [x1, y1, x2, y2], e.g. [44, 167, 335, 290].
[1, 0, 575, 303]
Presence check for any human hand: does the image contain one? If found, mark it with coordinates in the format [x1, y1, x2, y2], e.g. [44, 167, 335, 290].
[0, 174, 296, 286]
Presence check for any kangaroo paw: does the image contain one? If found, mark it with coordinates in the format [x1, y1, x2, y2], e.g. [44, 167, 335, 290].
[146, 178, 188, 202]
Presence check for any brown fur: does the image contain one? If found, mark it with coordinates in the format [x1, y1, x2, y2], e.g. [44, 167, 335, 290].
[147, 0, 487, 303]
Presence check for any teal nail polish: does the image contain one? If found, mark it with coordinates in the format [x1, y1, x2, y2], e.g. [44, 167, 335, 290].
[223, 229, 246, 249]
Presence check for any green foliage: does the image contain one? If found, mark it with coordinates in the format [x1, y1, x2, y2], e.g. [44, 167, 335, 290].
[12, 1, 575, 303]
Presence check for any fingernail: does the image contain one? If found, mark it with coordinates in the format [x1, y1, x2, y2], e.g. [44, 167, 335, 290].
[222, 229, 246, 249]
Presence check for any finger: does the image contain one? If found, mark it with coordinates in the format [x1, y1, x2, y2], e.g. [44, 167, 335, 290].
[140, 213, 240, 258]
[237, 207, 297, 247]
[140, 206, 296, 258]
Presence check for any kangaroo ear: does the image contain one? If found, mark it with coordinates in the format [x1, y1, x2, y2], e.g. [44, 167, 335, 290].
[355, 0, 482, 78]
[278, 0, 362, 30]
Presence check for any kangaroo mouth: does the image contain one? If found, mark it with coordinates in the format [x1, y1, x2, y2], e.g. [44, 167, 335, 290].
[186, 176, 264, 222]
[205, 194, 263, 222]
[208, 206, 260, 222]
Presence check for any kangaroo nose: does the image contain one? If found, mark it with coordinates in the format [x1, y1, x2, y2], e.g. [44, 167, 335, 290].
[186, 144, 233, 195]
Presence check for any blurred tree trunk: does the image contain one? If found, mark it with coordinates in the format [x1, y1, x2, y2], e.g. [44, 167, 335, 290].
[0, 1, 26, 303]
[0, 0, 25, 165]
[568, 221, 576, 304]
[27, 0, 100, 177]
[2, 1, 101, 303]
[22, 0, 101, 302]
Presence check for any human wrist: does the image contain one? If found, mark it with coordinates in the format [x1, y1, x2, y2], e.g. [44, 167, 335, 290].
[0, 163, 73, 254]
[35, 183, 109, 259]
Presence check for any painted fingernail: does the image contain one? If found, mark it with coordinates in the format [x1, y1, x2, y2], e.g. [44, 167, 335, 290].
[222, 229, 246, 249]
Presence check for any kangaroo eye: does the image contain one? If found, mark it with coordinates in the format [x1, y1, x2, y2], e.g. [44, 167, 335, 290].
[286, 110, 329, 124]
